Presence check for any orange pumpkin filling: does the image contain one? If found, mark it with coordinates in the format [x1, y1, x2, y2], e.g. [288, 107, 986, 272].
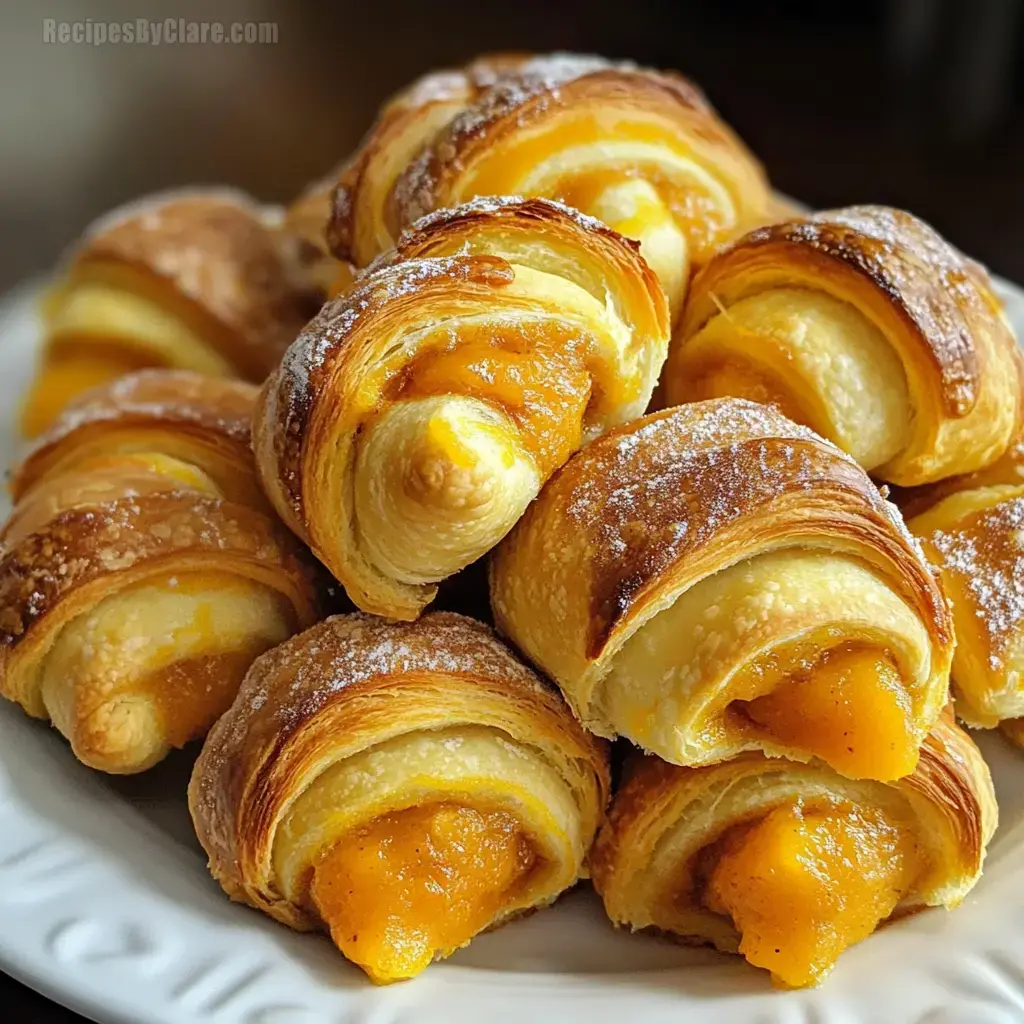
[735, 644, 919, 781]
[704, 800, 920, 988]
[20, 349, 151, 437]
[388, 323, 594, 478]
[457, 114, 728, 256]
[310, 803, 536, 984]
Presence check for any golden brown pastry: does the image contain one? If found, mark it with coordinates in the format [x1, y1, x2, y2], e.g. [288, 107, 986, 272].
[491, 398, 953, 781]
[22, 189, 324, 436]
[0, 371, 322, 773]
[285, 164, 356, 297]
[189, 611, 609, 984]
[256, 196, 669, 620]
[8, 370, 267, 536]
[591, 709, 996, 989]
[662, 205, 1022, 485]
[900, 434, 1024, 739]
[327, 53, 771, 320]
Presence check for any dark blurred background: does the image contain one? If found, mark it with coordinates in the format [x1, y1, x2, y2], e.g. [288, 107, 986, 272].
[1, 0, 1023, 291]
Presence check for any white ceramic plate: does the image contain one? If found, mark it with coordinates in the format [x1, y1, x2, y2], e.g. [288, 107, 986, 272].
[3, 279, 1024, 1024]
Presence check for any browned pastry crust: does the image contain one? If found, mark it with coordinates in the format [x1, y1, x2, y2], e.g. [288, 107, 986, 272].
[591, 707, 996, 974]
[1, 369, 326, 773]
[491, 398, 953, 774]
[11, 370, 262, 511]
[898, 433, 1024, 733]
[326, 53, 770, 320]
[665, 205, 1023, 485]
[70, 191, 323, 379]
[326, 60, 493, 262]
[0, 491, 321, 712]
[285, 165, 357, 296]
[494, 398, 949, 673]
[896, 432, 1024, 520]
[255, 196, 669, 619]
[189, 611, 610, 932]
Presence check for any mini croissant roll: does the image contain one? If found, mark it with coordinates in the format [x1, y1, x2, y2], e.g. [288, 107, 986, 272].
[8, 370, 268, 538]
[591, 710, 996, 989]
[286, 164, 357, 297]
[328, 53, 771, 320]
[256, 196, 669, 619]
[189, 612, 609, 984]
[899, 436, 1024, 738]
[663, 205, 1023, 485]
[22, 189, 323, 437]
[0, 371, 322, 773]
[491, 398, 953, 781]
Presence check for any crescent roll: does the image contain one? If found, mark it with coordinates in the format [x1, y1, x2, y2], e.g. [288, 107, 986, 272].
[328, 53, 771, 319]
[22, 189, 323, 436]
[0, 371, 322, 773]
[286, 164, 357, 297]
[256, 196, 669, 620]
[491, 398, 953, 781]
[591, 709, 996, 989]
[188, 611, 609, 984]
[9, 370, 268, 536]
[662, 205, 1023, 485]
[900, 435, 1024, 738]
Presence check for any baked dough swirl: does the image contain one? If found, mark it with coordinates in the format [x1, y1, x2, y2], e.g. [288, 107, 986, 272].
[255, 196, 669, 619]
[591, 709, 996, 988]
[0, 371, 322, 773]
[663, 205, 1022, 485]
[900, 435, 1024, 739]
[327, 53, 771, 320]
[22, 189, 323, 436]
[188, 611, 609, 984]
[491, 398, 953, 781]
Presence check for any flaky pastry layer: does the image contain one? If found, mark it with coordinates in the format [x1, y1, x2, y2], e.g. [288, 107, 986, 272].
[663, 205, 1023, 485]
[491, 398, 953, 777]
[256, 196, 669, 619]
[189, 612, 609, 976]
[591, 709, 996, 985]
[327, 52, 770, 318]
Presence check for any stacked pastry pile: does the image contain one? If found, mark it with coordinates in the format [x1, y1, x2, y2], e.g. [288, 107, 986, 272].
[4, 52, 1021, 992]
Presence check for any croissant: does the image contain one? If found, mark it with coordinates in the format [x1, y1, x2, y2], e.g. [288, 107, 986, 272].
[188, 611, 609, 984]
[286, 165, 356, 297]
[0, 371, 322, 773]
[256, 196, 669, 620]
[591, 709, 996, 989]
[491, 398, 953, 781]
[327, 53, 771, 320]
[662, 205, 1023, 485]
[21, 189, 324, 437]
[899, 435, 1024, 739]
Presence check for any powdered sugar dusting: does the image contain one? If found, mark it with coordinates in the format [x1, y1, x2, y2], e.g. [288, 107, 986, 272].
[277, 255, 496, 412]
[395, 68, 472, 111]
[19, 372, 257, 481]
[77, 186, 263, 250]
[394, 53, 629, 225]
[230, 611, 550, 738]
[0, 491, 304, 647]
[566, 400, 836, 541]
[741, 206, 997, 414]
[405, 194, 612, 241]
[550, 399, 926, 637]
[930, 497, 1024, 668]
